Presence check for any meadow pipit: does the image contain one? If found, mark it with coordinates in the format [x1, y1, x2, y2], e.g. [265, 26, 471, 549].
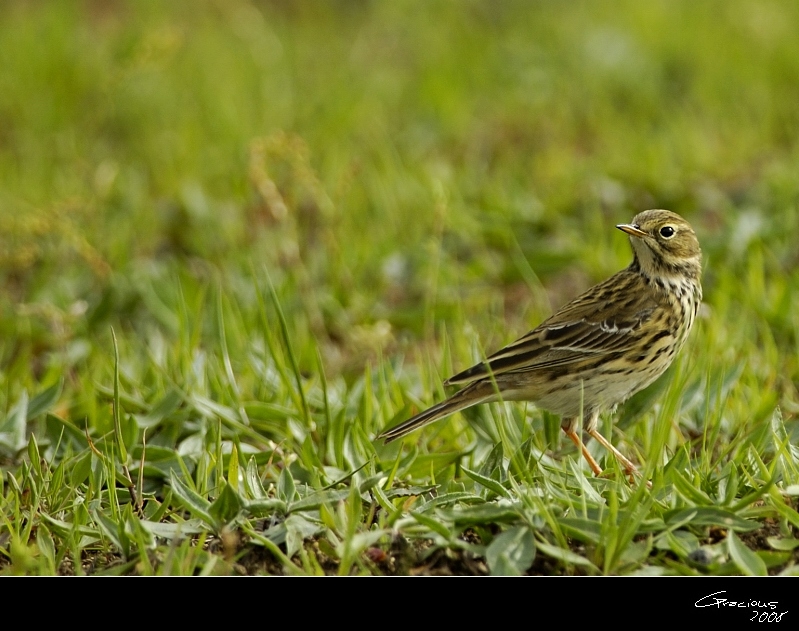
[378, 209, 702, 477]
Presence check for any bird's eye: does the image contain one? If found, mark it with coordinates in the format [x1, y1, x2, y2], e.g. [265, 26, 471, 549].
[659, 226, 675, 239]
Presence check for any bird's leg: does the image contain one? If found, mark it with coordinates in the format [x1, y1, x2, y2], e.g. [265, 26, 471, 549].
[564, 420, 652, 488]
[587, 428, 653, 489]
[563, 426, 603, 477]
[586, 428, 639, 476]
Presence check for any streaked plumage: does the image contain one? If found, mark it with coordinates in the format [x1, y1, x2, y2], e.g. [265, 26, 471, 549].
[378, 209, 702, 477]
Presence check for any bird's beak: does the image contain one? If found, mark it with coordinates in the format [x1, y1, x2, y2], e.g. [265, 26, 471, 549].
[616, 223, 648, 238]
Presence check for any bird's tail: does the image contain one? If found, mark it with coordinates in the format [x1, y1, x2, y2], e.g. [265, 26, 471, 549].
[377, 382, 491, 443]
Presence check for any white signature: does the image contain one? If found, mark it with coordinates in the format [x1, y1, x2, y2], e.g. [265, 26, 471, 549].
[695, 592, 787, 622]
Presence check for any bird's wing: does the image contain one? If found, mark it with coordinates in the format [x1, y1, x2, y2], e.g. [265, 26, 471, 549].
[445, 270, 662, 385]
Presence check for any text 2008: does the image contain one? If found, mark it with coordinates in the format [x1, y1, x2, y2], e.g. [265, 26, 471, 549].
[750, 612, 787, 623]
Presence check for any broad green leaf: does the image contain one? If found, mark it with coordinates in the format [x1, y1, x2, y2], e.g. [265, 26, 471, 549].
[135, 388, 182, 429]
[670, 469, 713, 504]
[0, 390, 28, 454]
[169, 471, 216, 529]
[403, 452, 463, 479]
[227, 443, 239, 491]
[277, 465, 297, 503]
[436, 502, 521, 526]
[463, 467, 511, 499]
[246, 498, 288, 517]
[411, 511, 453, 539]
[27, 380, 63, 419]
[655, 530, 700, 558]
[27, 433, 42, 477]
[289, 489, 351, 512]
[384, 485, 438, 499]
[129, 445, 186, 479]
[559, 518, 602, 545]
[478, 441, 504, 480]
[243, 456, 267, 500]
[40, 514, 99, 541]
[536, 540, 599, 572]
[138, 520, 205, 539]
[92, 509, 129, 558]
[284, 514, 323, 557]
[486, 525, 536, 576]
[209, 482, 245, 525]
[665, 507, 759, 532]
[767, 537, 799, 551]
[70, 450, 93, 486]
[618, 538, 652, 566]
[727, 530, 767, 576]
[45, 413, 88, 455]
[415, 492, 484, 512]
[36, 525, 56, 571]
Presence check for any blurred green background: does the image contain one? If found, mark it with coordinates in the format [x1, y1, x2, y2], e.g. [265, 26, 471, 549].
[3, 0, 798, 373]
[1, 0, 798, 574]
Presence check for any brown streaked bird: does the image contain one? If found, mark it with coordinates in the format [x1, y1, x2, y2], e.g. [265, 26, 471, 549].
[378, 209, 702, 478]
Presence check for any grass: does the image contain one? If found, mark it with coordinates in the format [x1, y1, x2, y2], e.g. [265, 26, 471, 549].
[1, 0, 798, 575]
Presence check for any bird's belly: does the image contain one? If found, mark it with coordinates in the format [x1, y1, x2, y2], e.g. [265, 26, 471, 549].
[501, 359, 670, 418]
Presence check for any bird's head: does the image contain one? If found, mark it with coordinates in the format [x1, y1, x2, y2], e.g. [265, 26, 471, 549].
[616, 209, 702, 280]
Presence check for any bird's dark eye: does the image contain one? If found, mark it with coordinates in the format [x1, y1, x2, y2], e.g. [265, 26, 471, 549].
[659, 226, 675, 239]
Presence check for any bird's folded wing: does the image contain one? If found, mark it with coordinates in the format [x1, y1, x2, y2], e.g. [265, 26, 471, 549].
[445, 273, 660, 384]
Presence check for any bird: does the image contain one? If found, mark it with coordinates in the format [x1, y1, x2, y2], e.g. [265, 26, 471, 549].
[377, 209, 702, 478]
